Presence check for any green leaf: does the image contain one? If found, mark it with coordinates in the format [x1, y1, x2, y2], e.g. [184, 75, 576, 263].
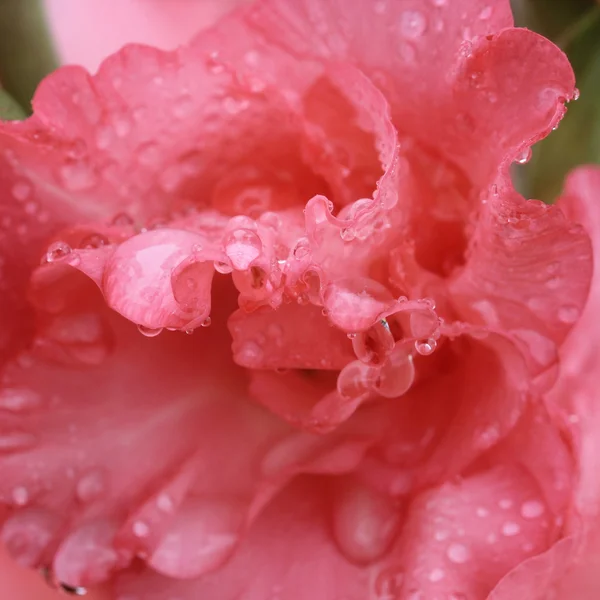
[0, 0, 59, 114]
[0, 87, 27, 121]
[518, 6, 600, 202]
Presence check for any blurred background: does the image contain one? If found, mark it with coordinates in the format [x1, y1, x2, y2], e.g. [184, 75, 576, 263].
[0, 0, 598, 204]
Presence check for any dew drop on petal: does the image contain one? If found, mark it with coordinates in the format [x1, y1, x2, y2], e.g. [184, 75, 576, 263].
[558, 304, 580, 324]
[514, 147, 532, 164]
[414, 338, 437, 356]
[399, 10, 427, 38]
[0, 388, 42, 412]
[372, 346, 415, 398]
[157, 493, 174, 514]
[132, 521, 150, 538]
[502, 521, 521, 537]
[45, 241, 73, 264]
[76, 469, 107, 504]
[521, 500, 545, 519]
[137, 325, 163, 338]
[224, 229, 262, 270]
[429, 568, 445, 582]
[214, 260, 233, 274]
[2, 509, 59, 568]
[11, 486, 30, 506]
[446, 542, 471, 564]
[352, 320, 395, 366]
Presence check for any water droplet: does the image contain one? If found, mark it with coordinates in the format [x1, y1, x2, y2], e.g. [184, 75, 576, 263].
[409, 311, 438, 339]
[80, 233, 109, 249]
[431, 0, 447, 6]
[337, 360, 377, 399]
[137, 325, 163, 338]
[45, 241, 73, 264]
[12, 181, 32, 201]
[476, 507, 489, 518]
[2, 509, 59, 567]
[372, 346, 415, 398]
[0, 432, 37, 453]
[58, 161, 98, 191]
[573, 88, 580, 101]
[332, 482, 400, 563]
[446, 542, 471, 564]
[429, 567, 445, 582]
[400, 10, 427, 38]
[479, 6, 492, 19]
[293, 238, 310, 260]
[558, 304, 580, 324]
[235, 341, 264, 368]
[374, 565, 404, 598]
[499, 498, 513, 510]
[502, 521, 521, 537]
[132, 521, 149, 538]
[214, 259, 233, 274]
[206, 51, 225, 74]
[352, 321, 395, 366]
[224, 229, 262, 270]
[0, 388, 42, 412]
[12, 486, 29, 506]
[222, 95, 250, 115]
[76, 469, 106, 503]
[173, 94, 194, 119]
[521, 500, 545, 519]
[515, 147, 532, 164]
[201, 317, 212, 328]
[111, 212, 134, 227]
[414, 338, 437, 355]
[59, 582, 88, 596]
[157, 493, 174, 513]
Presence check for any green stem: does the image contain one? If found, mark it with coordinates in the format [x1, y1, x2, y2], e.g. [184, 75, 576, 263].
[556, 5, 600, 50]
[0, 0, 59, 114]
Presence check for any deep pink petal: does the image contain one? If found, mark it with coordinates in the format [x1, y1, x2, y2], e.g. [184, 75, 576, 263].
[449, 178, 592, 376]
[546, 167, 600, 598]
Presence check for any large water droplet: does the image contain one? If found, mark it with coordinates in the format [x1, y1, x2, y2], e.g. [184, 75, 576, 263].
[515, 147, 532, 164]
[0, 388, 42, 412]
[132, 521, 150, 538]
[224, 229, 262, 270]
[337, 360, 377, 399]
[332, 481, 400, 564]
[137, 325, 163, 338]
[372, 346, 415, 398]
[352, 320, 395, 366]
[414, 338, 437, 356]
[45, 241, 74, 264]
[149, 498, 243, 578]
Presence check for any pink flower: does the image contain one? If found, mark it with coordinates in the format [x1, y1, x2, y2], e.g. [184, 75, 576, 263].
[0, 1, 594, 599]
